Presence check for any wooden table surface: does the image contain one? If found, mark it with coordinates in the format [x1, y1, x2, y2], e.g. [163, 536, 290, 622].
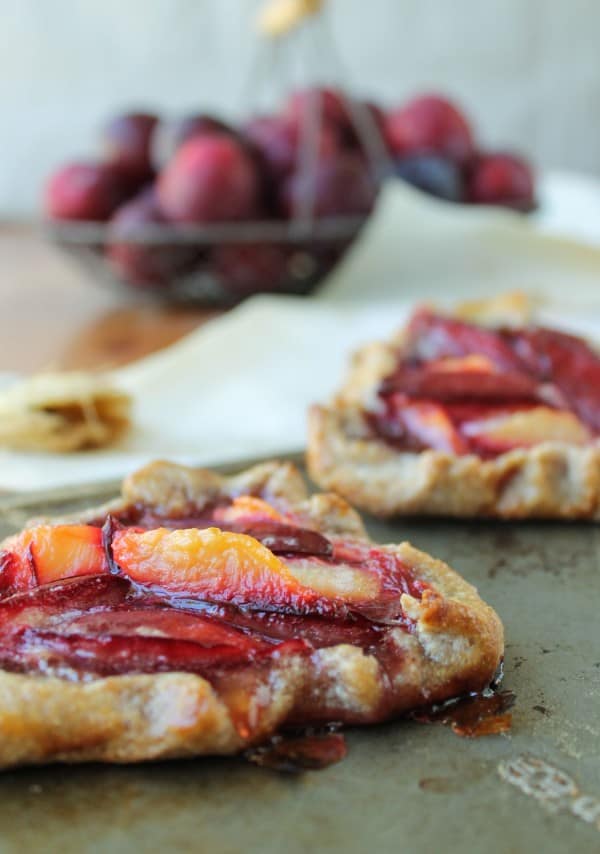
[0, 224, 220, 373]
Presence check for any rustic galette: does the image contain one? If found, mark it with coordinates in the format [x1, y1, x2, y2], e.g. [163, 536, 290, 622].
[308, 299, 600, 518]
[0, 460, 503, 769]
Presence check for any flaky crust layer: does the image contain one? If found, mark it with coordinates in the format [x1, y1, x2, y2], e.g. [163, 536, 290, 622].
[0, 372, 131, 452]
[308, 405, 600, 519]
[0, 461, 503, 769]
[307, 314, 600, 520]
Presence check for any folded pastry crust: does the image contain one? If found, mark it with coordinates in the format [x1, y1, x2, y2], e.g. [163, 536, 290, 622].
[0, 460, 503, 769]
[0, 372, 131, 453]
[307, 299, 600, 520]
[308, 404, 600, 519]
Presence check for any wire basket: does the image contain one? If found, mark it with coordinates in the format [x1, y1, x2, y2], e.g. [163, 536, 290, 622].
[45, 215, 367, 306]
[45, 1, 390, 306]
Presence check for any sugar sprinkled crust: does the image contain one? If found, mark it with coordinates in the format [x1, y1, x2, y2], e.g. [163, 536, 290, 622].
[0, 460, 503, 769]
[307, 297, 600, 520]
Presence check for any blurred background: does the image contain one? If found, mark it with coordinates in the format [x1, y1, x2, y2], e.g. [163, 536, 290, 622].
[2, 0, 600, 217]
[1, 0, 600, 484]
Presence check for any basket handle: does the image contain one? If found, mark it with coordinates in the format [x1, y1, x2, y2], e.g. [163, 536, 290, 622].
[257, 0, 324, 38]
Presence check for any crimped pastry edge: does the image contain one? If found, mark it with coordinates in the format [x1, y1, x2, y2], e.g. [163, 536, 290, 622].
[308, 404, 600, 519]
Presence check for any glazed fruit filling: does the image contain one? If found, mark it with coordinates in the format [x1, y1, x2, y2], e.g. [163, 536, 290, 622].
[0, 497, 427, 683]
[370, 309, 600, 457]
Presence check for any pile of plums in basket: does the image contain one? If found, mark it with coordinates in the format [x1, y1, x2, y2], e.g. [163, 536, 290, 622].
[44, 90, 536, 293]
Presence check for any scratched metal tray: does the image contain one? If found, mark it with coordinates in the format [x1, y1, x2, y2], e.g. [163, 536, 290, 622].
[0, 455, 599, 854]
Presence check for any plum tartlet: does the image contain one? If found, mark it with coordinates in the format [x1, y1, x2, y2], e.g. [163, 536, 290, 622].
[308, 299, 600, 518]
[0, 460, 502, 769]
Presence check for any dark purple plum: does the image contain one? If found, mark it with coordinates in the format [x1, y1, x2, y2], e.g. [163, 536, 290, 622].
[280, 155, 376, 219]
[466, 152, 535, 210]
[157, 135, 260, 223]
[385, 94, 475, 165]
[44, 162, 124, 221]
[106, 190, 199, 287]
[102, 112, 158, 185]
[152, 114, 236, 169]
[394, 153, 463, 202]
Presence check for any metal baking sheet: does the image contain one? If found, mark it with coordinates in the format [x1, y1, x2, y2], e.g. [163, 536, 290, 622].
[0, 456, 599, 854]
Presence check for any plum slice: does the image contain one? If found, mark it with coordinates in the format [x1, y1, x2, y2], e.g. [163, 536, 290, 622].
[0, 508, 422, 641]
[212, 497, 333, 557]
[0, 503, 334, 601]
[0, 533, 428, 680]
[380, 357, 539, 402]
[111, 526, 337, 613]
[110, 526, 404, 617]
[370, 393, 467, 453]
[395, 398, 467, 454]
[461, 407, 591, 456]
[403, 312, 600, 433]
[0, 548, 35, 597]
[0, 575, 132, 628]
[372, 309, 600, 455]
[62, 606, 261, 651]
[404, 310, 525, 371]
[30, 525, 106, 585]
[213, 496, 286, 525]
[242, 524, 333, 558]
[511, 327, 600, 432]
[1, 525, 106, 592]
[0, 630, 257, 677]
[0, 574, 311, 678]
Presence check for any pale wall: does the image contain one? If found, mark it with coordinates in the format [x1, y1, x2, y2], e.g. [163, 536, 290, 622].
[1, 0, 599, 215]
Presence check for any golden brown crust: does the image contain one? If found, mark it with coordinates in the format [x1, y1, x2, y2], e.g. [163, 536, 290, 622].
[308, 404, 600, 519]
[307, 297, 600, 520]
[37, 458, 370, 538]
[122, 459, 310, 515]
[0, 460, 504, 769]
[0, 660, 313, 768]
